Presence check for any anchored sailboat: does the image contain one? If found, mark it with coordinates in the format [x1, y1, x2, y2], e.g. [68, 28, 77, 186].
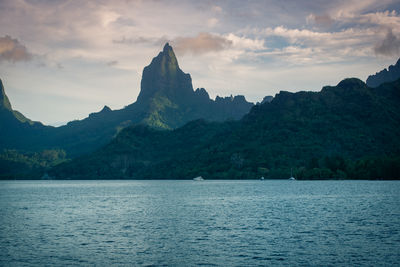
[289, 168, 296, 180]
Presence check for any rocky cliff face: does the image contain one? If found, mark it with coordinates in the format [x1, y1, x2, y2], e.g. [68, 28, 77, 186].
[137, 43, 195, 106]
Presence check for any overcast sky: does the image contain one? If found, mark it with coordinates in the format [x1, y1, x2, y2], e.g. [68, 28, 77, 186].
[1, 0, 400, 125]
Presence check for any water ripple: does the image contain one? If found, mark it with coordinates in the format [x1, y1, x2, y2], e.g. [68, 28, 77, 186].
[0, 180, 399, 266]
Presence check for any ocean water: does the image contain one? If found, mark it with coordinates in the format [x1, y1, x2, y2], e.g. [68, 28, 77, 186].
[0, 180, 399, 266]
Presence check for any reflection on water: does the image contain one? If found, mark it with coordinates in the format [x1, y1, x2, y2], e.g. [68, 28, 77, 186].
[1, 180, 399, 266]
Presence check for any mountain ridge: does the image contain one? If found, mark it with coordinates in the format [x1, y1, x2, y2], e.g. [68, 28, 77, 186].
[366, 58, 400, 87]
[49, 77, 400, 179]
[0, 44, 253, 156]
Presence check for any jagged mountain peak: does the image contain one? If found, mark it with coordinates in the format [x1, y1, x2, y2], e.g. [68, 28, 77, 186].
[366, 58, 400, 88]
[151, 42, 179, 76]
[161, 43, 177, 65]
[88, 105, 113, 119]
[101, 105, 112, 112]
[136, 43, 193, 105]
[163, 42, 172, 52]
[194, 88, 210, 100]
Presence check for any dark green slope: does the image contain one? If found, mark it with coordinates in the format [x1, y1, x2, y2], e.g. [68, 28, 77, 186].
[50, 78, 400, 179]
[0, 43, 253, 156]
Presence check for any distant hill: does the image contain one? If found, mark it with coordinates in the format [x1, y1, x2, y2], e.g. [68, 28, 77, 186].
[0, 43, 253, 156]
[50, 78, 400, 180]
[366, 58, 400, 87]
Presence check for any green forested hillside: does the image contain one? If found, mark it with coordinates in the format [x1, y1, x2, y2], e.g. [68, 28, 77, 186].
[50, 78, 400, 180]
[0, 149, 67, 179]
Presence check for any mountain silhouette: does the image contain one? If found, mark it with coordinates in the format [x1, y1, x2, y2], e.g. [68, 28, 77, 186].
[366, 58, 400, 87]
[0, 44, 253, 156]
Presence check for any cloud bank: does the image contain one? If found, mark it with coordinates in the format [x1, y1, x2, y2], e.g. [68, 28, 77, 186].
[0, 0, 399, 125]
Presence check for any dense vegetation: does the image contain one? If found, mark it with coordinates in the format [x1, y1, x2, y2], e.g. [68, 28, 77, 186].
[2, 51, 400, 180]
[0, 149, 67, 179]
[50, 78, 400, 180]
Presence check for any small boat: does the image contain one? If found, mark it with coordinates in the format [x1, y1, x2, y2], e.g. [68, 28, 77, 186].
[260, 176, 265, 180]
[289, 168, 296, 180]
[193, 176, 204, 181]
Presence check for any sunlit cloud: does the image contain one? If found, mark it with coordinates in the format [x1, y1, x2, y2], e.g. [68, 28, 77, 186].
[226, 34, 265, 51]
[172, 33, 232, 55]
[207, 18, 219, 28]
[0, 35, 32, 63]
[211, 6, 223, 14]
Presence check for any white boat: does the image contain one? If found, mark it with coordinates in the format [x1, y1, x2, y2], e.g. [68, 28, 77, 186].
[289, 168, 296, 180]
[193, 176, 204, 181]
[260, 176, 265, 180]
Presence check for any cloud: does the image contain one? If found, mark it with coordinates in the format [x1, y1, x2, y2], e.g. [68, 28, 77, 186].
[253, 25, 379, 65]
[172, 32, 232, 55]
[113, 36, 169, 46]
[112, 16, 136, 27]
[226, 33, 265, 50]
[306, 14, 334, 26]
[374, 28, 400, 56]
[263, 26, 375, 48]
[211, 6, 222, 14]
[207, 18, 219, 28]
[356, 10, 400, 27]
[257, 8, 400, 62]
[0, 35, 32, 62]
[106, 60, 118, 66]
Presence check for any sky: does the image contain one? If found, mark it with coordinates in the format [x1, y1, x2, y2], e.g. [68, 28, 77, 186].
[1, 0, 400, 126]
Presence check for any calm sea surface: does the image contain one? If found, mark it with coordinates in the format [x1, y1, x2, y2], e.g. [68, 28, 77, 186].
[0, 180, 399, 266]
